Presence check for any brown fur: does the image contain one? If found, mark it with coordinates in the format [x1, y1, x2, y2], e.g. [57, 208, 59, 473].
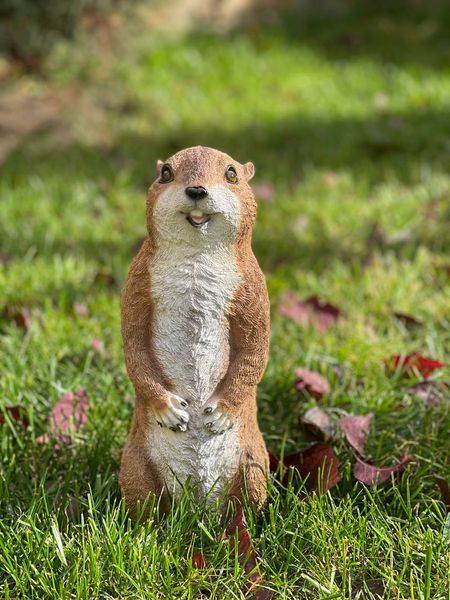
[119, 146, 270, 519]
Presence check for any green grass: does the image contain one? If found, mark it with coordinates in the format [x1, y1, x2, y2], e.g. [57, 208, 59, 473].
[1, 1, 450, 598]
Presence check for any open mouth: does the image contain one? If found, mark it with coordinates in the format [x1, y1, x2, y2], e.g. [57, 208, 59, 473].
[186, 209, 212, 228]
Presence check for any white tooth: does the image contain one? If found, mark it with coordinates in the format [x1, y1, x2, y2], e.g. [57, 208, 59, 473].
[190, 210, 203, 218]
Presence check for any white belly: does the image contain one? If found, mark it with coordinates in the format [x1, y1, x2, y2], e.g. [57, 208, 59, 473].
[150, 246, 240, 404]
[149, 424, 241, 501]
[148, 246, 242, 498]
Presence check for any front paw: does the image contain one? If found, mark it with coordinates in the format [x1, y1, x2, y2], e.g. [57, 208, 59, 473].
[154, 394, 189, 432]
[203, 400, 233, 435]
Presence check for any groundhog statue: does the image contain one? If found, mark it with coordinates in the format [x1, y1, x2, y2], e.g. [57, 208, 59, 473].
[120, 146, 270, 519]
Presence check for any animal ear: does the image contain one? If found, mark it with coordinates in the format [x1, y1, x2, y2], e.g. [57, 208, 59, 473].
[243, 161, 255, 181]
[156, 159, 164, 176]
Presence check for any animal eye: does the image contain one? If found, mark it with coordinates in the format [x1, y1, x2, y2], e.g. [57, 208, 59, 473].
[159, 164, 174, 183]
[225, 165, 238, 184]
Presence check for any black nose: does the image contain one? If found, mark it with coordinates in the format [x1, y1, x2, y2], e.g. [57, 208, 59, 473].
[185, 186, 208, 200]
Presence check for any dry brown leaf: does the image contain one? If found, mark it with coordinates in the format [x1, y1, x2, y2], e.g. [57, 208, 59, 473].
[339, 414, 373, 456]
[36, 389, 89, 446]
[353, 454, 412, 486]
[294, 369, 331, 399]
[301, 406, 334, 441]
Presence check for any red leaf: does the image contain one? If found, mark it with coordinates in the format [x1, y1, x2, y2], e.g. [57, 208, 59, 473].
[294, 369, 330, 399]
[191, 552, 206, 569]
[225, 504, 263, 592]
[284, 443, 341, 494]
[251, 181, 275, 202]
[386, 353, 444, 378]
[0, 405, 29, 429]
[339, 414, 373, 456]
[408, 381, 448, 407]
[1, 307, 32, 331]
[91, 338, 105, 356]
[279, 292, 342, 332]
[393, 312, 422, 328]
[301, 406, 334, 441]
[73, 303, 89, 317]
[435, 477, 450, 513]
[226, 504, 254, 561]
[353, 454, 412, 486]
[250, 588, 274, 599]
[268, 452, 280, 473]
[36, 389, 89, 445]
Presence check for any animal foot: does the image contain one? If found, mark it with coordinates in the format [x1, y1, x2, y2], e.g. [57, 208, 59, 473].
[203, 401, 233, 435]
[154, 394, 189, 432]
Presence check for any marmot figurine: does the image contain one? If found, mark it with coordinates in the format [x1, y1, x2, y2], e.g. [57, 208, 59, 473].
[120, 146, 270, 519]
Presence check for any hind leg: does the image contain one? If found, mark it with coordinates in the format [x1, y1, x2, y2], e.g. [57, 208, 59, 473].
[228, 433, 269, 510]
[119, 439, 169, 521]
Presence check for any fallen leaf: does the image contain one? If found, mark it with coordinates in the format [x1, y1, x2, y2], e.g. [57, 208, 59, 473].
[36, 389, 89, 445]
[352, 580, 385, 599]
[225, 504, 274, 598]
[408, 381, 449, 407]
[226, 503, 260, 590]
[353, 454, 412, 486]
[294, 369, 330, 399]
[268, 452, 281, 473]
[249, 587, 275, 600]
[339, 414, 373, 456]
[1, 306, 32, 331]
[386, 353, 444, 378]
[393, 312, 422, 328]
[0, 405, 29, 429]
[301, 406, 334, 441]
[73, 303, 89, 317]
[251, 181, 275, 202]
[279, 292, 342, 332]
[284, 443, 341, 494]
[91, 338, 105, 356]
[435, 477, 450, 513]
[191, 552, 206, 569]
[226, 504, 257, 567]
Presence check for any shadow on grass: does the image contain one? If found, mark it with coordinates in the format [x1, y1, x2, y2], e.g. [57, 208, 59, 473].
[2, 0, 450, 271]
[232, 0, 450, 71]
[2, 102, 449, 273]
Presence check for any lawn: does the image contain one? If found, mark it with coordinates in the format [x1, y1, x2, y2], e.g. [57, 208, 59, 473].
[0, 1, 449, 598]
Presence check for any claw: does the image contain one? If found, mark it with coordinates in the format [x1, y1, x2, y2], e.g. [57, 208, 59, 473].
[202, 400, 233, 435]
[154, 393, 189, 431]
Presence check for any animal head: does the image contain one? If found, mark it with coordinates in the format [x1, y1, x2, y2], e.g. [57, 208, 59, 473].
[147, 146, 256, 248]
